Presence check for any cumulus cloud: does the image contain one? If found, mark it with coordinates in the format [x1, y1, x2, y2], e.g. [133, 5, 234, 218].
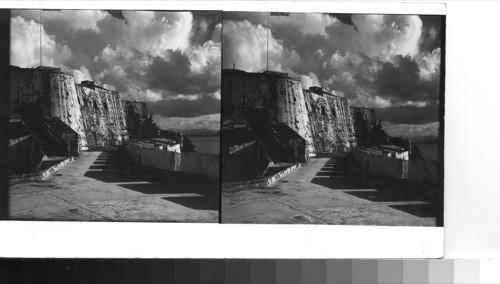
[90, 12, 220, 102]
[270, 13, 337, 36]
[349, 91, 392, 109]
[300, 72, 321, 89]
[72, 66, 92, 84]
[186, 39, 221, 77]
[145, 49, 220, 96]
[350, 15, 423, 59]
[416, 47, 441, 80]
[223, 12, 443, 137]
[11, 10, 221, 131]
[376, 54, 440, 102]
[10, 16, 72, 67]
[12, 10, 109, 32]
[222, 20, 300, 72]
[121, 11, 193, 56]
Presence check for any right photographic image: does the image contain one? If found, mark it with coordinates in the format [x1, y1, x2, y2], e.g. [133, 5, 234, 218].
[221, 12, 445, 226]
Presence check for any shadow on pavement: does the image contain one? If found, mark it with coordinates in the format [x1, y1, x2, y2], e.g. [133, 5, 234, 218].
[310, 156, 438, 220]
[84, 151, 219, 211]
[389, 204, 436, 218]
[84, 171, 137, 183]
[310, 177, 368, 189]
[162, 196, 218, 211]
[343, 190, 421, 202]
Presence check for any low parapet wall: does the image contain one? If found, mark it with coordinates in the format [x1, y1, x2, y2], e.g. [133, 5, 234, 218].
[353, 149, 404, 178]
[180, 152, 219, 178]
[124, 141, 180, 171]
[407, 159, 438, 183]
[353, 149, 438, 183]
[124, 141, 219, 178]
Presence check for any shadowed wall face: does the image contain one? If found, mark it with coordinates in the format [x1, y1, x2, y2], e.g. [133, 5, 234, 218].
[10, 66, 87, 149]
[222, 69, 314, 155]
[351, 107, 377, 146]
[10, 67, 129, 150]
[222, 69, 363, 155]
[122, 100, 148, 138]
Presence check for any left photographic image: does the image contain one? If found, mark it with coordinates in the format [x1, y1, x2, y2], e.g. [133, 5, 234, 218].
[7, 10, 221, 222]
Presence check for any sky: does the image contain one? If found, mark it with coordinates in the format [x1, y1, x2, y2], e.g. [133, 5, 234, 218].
[10, 10, 221, 132]
[223, 12, 443, 138]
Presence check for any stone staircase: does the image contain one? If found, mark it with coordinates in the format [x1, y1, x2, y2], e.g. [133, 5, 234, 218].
[324, 155, 349, 178]
[91, 151, 118, 172]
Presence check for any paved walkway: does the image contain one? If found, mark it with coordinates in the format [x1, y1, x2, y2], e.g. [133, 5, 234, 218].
[9, 151, 218, 222]
[222, 154, 436, 226]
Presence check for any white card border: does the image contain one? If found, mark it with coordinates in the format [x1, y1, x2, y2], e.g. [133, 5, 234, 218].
[0, 0, 445, 259]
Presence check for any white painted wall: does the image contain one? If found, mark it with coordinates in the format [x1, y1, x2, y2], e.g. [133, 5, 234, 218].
[353, 149, 437, 183]
[124, 142, 180, 171]
[124, 141, 219, 178]
[180, 152, 219, 178]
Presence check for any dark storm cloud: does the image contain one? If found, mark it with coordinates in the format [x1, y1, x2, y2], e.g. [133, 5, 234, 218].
[106, 10, 125, 20]
[94, 14, 127, 49]
[190, 11, 222, 45]
[11, 9, 222, 133]
[65, 29, 108, 71]
[145, 50, 220, 96]
[419, 15, 443, 53]
[146, 94, 220, 118]
[293, 34, 327, 58]
[221, 13, 442, 136]
[330, 13, 354, 26]
[377, 101, 439, 125]
[376, 55, 439, 102]
[223, 11, 267, 27]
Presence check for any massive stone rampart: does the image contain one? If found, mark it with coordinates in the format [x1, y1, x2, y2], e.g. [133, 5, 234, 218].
[10, 66, 129, 151]
[77, 81, 128, 147]
[222, 69, 361, 155]
[10, 66, 87, 149]
[122, 100, 148, 137]
[350, 107, 376, 146]
[304, 87, 356, 153]
[223, 69, 314, 154]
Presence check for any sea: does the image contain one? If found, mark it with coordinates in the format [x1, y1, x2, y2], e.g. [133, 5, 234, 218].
[415, 143, 439, 161]
[187, 135, 220, 155]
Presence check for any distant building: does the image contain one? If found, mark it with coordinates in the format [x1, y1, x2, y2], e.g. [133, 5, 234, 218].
[379, 145, 410, 161]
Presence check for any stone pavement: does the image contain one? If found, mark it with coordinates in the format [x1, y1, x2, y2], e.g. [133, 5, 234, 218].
[9, 150, 218, 222]
[222, 154, 437, 226]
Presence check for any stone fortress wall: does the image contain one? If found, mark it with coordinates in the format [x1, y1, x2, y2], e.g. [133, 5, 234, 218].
[222, 68, 371, 156]
[350, 107, 377, 145]
[222, 69, 314, 154]
[76, 81, 128, 148]
[121, 100, 148, 136]
[303, 87, 357, 154]
[10, 66, 88, 149]
[10, 66, 128, 151]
